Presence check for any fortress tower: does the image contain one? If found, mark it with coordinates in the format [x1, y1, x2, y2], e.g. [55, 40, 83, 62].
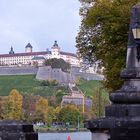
[25, 43, 33, 53]
[51, 40, 60, 58]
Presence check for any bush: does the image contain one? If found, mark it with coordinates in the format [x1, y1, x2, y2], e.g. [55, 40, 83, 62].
[40, 80, 50, 86]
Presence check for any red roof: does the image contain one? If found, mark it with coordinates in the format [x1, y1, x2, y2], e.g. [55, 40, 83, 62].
[60, 51, 77, 57]
[0, 51, 77, 58]
[0, 51, 48, 58]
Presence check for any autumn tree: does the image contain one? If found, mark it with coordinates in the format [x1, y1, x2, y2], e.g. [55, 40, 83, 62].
[34, 97, 48, 123]
[3, 89, 23, 120]
[76, 0, 139, 91]
[54, 106, 61, 122]
[0, 97, 7, 119]
[22, 94, 39, 122]
[47, 106, 55, 126]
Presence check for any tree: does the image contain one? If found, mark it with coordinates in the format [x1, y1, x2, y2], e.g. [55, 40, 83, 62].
[22, 94, 38, 122]
[0, 97, 7, 119]
[35, 97, 48, 123]
[39, 80, 50, 86]
[76, 0, 95, 64]
[44, 58, 70, 72]
[76, 0, 138, 91]
[3, 89, 23, 120]
[58, 105, 82, 126]
[54, 106, 61, 122]
[92, 86, 110, 118]
[56, 90, 67, 105]
[47, 106, 55, 126]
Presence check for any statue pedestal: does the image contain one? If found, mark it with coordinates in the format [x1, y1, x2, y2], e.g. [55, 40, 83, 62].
[86, 105, 140, 140]
[0, 120, 38, 140]
[86, 52, 140, 140]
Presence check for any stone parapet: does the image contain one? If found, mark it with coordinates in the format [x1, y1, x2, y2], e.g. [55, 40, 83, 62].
[0, 120, 38, 140]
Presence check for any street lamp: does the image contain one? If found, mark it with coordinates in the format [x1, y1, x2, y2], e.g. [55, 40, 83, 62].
[132, 19, 140, 61]
[132, 23, 140, 39]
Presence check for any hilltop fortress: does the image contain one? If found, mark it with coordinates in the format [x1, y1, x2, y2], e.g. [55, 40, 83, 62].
[0, 41, 80, 67]
[0, 41, 104, 84]
[0, 40, 101, 74]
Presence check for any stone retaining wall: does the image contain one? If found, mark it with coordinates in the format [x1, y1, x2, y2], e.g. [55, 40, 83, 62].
[0, 67, 38, 75]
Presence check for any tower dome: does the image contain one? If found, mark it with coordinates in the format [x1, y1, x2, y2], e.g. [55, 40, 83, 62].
[9, 46, 15, 54]
[51, 40, 60, 49]
[25, 43, 33, 53]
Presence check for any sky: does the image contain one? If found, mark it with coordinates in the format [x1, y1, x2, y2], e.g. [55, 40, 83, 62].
[0, 0, 81, 54]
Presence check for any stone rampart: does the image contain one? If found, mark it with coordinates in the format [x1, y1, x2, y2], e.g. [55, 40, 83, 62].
[0, 67, 38, 75]
[36, 66, 75, 85]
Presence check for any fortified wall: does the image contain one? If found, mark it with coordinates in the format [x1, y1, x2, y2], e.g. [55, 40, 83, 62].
[36, 66, 75, 85]
[0, 66, 38, 75]
[0, 66, 104, 85]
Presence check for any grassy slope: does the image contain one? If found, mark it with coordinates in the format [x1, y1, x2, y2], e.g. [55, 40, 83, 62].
[0, 75, 38, 96]
[0, 75, 67, 96]
[77, 80, 109, 100]
[0, 75, 109, 101]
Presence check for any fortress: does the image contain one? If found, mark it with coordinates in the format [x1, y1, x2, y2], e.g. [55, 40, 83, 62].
[0, 41, 80, 67]
[0, 41, 104, 83]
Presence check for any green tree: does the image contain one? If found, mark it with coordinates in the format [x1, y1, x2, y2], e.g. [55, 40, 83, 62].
[58, 105, 82, 126]
[44, 58, 70, 72]
[56, 90, 67, 105]
[76, 0, 97, 64]
[3, 89, 23, 120]
[39, 80, 50, 86]
[76, 0, 139, 91]
[92, 87, 110, 118]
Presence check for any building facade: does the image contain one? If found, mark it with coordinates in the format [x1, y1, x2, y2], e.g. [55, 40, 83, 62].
[0, 41, 80, 67]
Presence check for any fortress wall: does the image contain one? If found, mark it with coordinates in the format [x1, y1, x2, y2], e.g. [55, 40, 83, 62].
[0, 67, 38, 75]
[0, 66, 104, 83]
[36, 66, 75, 85]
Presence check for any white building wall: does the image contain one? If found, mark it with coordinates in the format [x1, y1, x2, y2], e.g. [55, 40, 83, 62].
[25, 47, 32, 53]
[51, 48, 60, 59]
[0, 53, 80, 66]
[0, 47, 80, 66]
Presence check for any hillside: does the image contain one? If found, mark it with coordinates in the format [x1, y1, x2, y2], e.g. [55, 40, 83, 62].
[0, 75, 109, 105]
[0, 75, 109, 98]
[0, 75, 67, 96]
[77, 79, 109, 100]
[0, 75, 36, 95]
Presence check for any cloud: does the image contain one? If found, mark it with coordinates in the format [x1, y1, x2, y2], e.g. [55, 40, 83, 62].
[0, 0, 81, 54]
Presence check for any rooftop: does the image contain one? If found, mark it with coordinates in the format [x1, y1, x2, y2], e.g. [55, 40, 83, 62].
[32, 56, 45, 60]
[25, 43, 33, 48]
[0, 41, 77, 58]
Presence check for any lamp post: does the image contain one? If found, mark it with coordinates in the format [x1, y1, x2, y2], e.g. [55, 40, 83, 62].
[77, 116, 80, 131]
[85, 3, 140, 140]
[132, 21, 140, 61]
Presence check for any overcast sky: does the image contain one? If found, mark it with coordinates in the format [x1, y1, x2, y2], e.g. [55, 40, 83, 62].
[0, 0, 81, 54]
